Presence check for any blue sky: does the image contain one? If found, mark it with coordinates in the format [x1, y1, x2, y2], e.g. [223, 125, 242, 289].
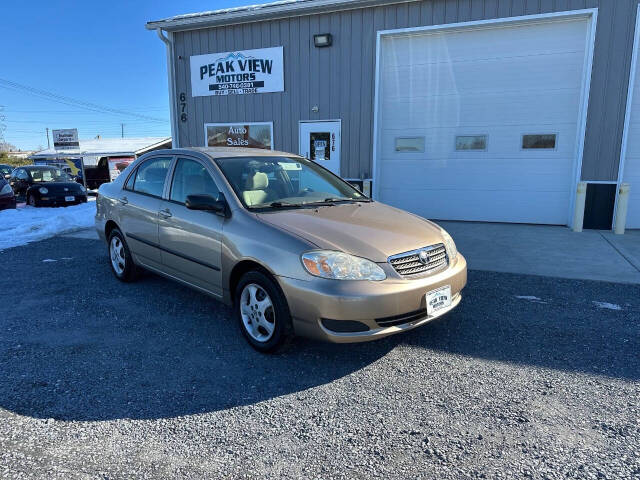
[2, 0, 257, 150]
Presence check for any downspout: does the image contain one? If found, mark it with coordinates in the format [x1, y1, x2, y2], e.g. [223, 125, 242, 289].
[156, 28, 180, 148]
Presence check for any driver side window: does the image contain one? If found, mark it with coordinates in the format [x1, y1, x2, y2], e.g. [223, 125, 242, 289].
[170, 158, 220, 204]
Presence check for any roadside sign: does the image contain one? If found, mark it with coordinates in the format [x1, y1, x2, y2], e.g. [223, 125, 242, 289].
[52, 129, 79, 150]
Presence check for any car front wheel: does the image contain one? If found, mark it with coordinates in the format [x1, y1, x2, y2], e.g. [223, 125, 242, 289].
[235, 271, 294, 353]
[27, 194, 38, 207]
[108, 228, 137, 282]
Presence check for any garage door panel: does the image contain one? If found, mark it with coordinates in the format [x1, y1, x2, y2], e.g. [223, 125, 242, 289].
[377, 17, 590, 225]
[381, 92, 581, 129]
[381, 54, 584, 98]
[378, 125, 577, 157]
[379, 161, 573, 191]
[382, 19, 588, 65]
[379, 188, 569, 224]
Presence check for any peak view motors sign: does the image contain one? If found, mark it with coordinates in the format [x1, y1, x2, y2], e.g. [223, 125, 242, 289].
[190, 46, 284, 97]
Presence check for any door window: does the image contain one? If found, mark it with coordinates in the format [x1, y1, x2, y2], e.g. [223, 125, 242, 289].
[131, 157, 172, 198]
[170, 158, 220, 204]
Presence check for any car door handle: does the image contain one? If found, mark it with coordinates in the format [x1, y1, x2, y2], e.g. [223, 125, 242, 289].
[119, 196, 128, 205]
[159, 209, 172, 218]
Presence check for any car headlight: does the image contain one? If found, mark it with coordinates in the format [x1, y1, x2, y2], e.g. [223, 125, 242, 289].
[0, 184, 12, 196]
[301, 250, 386, 281]
[441, 229, 458, 262]
[80, 185, 87, 193]
[39, 187, 48, 195]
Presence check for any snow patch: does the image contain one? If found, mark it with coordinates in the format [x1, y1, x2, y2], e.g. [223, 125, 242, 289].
[42, 259, 57, 263]
[593, 301, 622, 311]
[0, 201, 96, 251]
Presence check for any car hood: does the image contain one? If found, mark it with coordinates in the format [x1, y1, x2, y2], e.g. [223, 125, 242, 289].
[258, 201, 444, 262]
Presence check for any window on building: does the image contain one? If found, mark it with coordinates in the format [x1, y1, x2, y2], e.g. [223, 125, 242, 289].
[456, 135, 487, 151]
[522, 134, 557, 149]
[395, 137, 425, 153]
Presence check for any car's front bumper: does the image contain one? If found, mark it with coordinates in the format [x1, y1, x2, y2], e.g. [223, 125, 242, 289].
[37, 194, 88, 207]
[277, 254, 467, 343]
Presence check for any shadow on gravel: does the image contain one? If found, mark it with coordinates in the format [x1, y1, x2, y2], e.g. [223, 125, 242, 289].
[403, 270, 640, 382]
[0, 238, 395, 421]
[0, 238, 638, 421]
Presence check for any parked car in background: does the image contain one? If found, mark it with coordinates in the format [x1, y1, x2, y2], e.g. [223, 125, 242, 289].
[0, 164, 13, 180]
[0, 176, 17, 210]
[9, 165, 88, 207]
[96, 147, 467, 352]
[49, 163, 77, 181]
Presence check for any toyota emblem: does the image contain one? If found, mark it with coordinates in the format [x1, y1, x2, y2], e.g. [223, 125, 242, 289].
[418, 250, 430, 265]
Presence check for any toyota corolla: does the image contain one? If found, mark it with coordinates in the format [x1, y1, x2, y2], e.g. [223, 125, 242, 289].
[96, 148, 466, 352]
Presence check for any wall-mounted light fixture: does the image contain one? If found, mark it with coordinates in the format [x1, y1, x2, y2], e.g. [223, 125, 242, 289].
[314, 33, 333, 48]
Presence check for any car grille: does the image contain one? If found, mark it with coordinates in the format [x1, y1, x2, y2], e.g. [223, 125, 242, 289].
[388, 243, 448, 277]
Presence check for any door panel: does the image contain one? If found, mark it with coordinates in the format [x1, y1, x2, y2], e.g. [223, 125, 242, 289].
[158, 203, 224, 296]
[119, 193, 163, 265]
[299, 121, 341, 176]
[118, 156, 172, 266]
[158, 157, 224, 296]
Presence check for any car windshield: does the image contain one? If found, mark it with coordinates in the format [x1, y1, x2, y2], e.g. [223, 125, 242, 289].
[215, 156, 368, 210]
[27, 167, 71, 183]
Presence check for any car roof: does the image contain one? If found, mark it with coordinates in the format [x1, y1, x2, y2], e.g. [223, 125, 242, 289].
[151, 147, 304, 160]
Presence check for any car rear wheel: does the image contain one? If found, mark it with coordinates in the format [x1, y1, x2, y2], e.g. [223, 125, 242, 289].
[235, 271, 294, 353]
[108, 228, 137, 282]
[27, 194, 38, 207]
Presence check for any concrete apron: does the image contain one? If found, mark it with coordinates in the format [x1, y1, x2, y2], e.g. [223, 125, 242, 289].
[438, 221, 640, 285]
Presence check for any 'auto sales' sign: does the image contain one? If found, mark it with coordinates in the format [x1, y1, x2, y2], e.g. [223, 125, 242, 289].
[190, 46, 284, 97]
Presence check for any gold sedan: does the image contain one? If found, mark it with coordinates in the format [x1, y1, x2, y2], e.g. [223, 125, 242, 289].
[96, 147, 467, 352]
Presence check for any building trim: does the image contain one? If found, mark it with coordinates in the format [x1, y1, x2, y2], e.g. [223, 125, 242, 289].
[371, 8, 599, 228]
[146, 0, 422, 32]
[614, 3, 640, 229]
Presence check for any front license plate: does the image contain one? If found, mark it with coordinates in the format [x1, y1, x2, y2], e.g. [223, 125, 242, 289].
[426, 285, 452, 316]
[65, 196, 75, 202]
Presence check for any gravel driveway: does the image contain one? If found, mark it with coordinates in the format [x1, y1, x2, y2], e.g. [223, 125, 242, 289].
[0, 236, 639, 479]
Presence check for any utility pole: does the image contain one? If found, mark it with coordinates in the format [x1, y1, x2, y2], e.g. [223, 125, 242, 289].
[121, 123, 124, 138]
[46, 128, 50, 149]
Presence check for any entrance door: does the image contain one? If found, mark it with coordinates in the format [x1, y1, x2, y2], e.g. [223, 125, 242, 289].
[299, 120, 341, 176]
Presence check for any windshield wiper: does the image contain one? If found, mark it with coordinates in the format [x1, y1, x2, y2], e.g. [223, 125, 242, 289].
[267, 201, 306, 209]
[322, 197, 373, 204]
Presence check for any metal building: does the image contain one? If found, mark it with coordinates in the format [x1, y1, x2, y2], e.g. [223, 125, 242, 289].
[147, 0, 640, 230]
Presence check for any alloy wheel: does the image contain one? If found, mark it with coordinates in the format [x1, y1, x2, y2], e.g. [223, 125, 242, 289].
[240, 283, 276, 342]
[110, 236, 126, 275]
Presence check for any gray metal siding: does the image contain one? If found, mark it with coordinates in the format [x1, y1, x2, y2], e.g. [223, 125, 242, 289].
[172, 0, 639, 181]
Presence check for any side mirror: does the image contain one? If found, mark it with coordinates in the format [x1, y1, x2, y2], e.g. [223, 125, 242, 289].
[185, 193, 228, 217]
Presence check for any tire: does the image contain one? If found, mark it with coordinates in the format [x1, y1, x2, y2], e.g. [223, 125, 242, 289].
[27, 194, 38, 207]
[107, 228, 138, 282]
[234, 270, 294, 353]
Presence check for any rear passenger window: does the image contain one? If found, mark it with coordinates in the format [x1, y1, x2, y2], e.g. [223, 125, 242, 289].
[132, 157, 171, 198]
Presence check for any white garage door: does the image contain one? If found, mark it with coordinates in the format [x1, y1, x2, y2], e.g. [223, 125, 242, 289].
[621, 18, 640, 229]
[375, 16, 592, 224]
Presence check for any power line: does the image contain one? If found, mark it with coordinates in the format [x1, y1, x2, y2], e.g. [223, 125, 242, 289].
[0, 78, 169, 124]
